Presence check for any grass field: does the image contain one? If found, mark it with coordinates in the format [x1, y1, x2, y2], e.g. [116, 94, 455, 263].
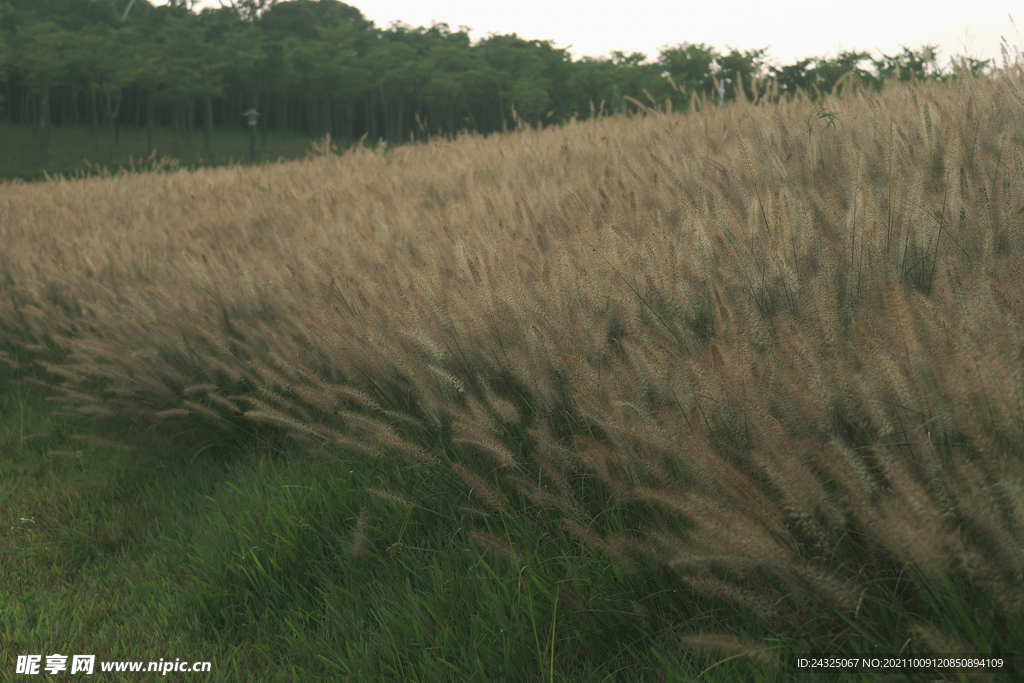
[0, 120, 367, 185]
[2, 70, 1023, 681]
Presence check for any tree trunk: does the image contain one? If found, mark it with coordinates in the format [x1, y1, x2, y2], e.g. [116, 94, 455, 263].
[106, 89, 122, 164]
[260, 93, 268, 153]
[4, 80, 12, 123]
[39, 88, 51, 164]
[173, 105, 181, 159]
[378, 85, 389, 142]
[427, 102, 439, 136]
[146, 88, 155, 156]
[323, 93, 331, 138]
[366, 91, 376, 140]
[278, 90, 288, 137]
[345, 99, 353, 140]
[396, 96, 404, 142]
[204, 94, 213, 154]
[88, 77, 99, 144]
[415, 85, 423, 141]
[497, 86, 506, 132]
[29, 93, 37, 140]
[187, 97, 195, 144]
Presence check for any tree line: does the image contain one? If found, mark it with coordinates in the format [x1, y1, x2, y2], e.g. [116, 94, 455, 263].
[0, 0, 1000, 166]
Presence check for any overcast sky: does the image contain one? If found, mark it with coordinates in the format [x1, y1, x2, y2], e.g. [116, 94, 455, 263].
[160, 1, 1022, 73]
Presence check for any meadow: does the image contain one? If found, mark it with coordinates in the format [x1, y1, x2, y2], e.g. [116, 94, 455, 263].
[1, 70, 1023, 682]
[0, 121, 333, 184]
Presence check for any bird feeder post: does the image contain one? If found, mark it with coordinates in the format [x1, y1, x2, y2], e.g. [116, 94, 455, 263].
[244, 107, 260, 164]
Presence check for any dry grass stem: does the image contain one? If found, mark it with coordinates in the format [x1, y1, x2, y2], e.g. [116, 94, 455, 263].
[679, 633, 780, 668]
[3, 69, 1023, 665]
[451, 463, 507, 513]
[470, 530, 522, 566]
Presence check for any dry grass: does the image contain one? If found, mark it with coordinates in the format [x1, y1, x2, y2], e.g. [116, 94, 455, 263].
[3, 66, 1024, 663]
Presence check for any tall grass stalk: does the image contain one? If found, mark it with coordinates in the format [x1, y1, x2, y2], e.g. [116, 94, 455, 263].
[2, 59, 1023, 681]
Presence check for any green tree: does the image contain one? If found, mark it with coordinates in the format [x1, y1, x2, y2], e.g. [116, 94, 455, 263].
[872, 45, 941, 84]
[259, 0, 373, 140]
[316, 20, 371, 141]
[155, 14, 215, 158]
[363, 35, 418, 142]
[257, 0, 368, 40]
[715, 45, 770, 104]
[810, 51, 878, 97]
[766, 57, 814, 101]
[657, 43, 719, 108]
[0, 26, 11, 121]
[118, 23, 165, 155]
[259, 33, 296, 138]
[11, 21, 71, 164]
[64, 24, 117, 147]
[520, 37, 573, 124]
[422, 41, 476, 136]
[220, 23, 266, 136]
[2, 0, 117, 29]
[566, 56, 619, 119]
[0, 25, 9, 74]
[281, 34, 324, 137]
[218, 0, 279, 24]
[476, 34, 556, 129]
[194, 6, 240, 152]
[90, 25, 139, 162]
[946, 54, 992, 80]
[375, 22, 475, 140]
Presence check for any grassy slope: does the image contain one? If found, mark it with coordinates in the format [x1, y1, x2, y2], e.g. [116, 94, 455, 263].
[2, 72, 1023, 682]
[0, 121, 359, 184]
[2, 358, 744, 682]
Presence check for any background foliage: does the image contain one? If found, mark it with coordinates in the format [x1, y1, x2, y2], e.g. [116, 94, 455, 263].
[0, 0, 1001, 175]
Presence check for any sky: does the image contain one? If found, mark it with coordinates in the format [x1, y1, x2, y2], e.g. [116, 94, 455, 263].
[155, 0, 1023, 74]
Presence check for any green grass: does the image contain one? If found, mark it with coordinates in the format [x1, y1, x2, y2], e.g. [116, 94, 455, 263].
[0, 369, 711, 681]
[2, 350, 1015, 681]
[3, 71, 1022, 679]
[0, 122, 353, 184]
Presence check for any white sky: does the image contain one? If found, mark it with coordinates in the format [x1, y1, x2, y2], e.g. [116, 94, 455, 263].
[164, 1, 1023, 73]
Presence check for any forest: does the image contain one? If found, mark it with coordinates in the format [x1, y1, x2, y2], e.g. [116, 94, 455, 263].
[0, 0, 999, 167]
